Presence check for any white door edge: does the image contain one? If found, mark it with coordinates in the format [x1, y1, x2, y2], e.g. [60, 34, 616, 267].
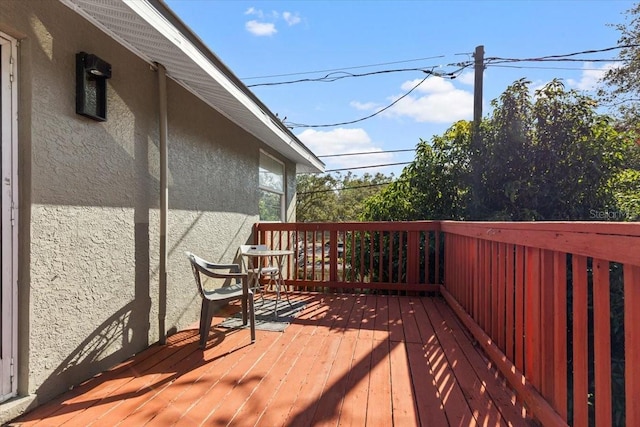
[0, 30, 18, 403]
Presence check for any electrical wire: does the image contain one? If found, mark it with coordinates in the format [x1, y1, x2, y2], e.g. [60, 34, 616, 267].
[249, 61, 473, 88]
[284, 74, 431, 129]
[598, 98, 640, 107]
[297, 180, 401, 195]
[489, 58, 623, 64]
[320, 161, 412, 173]
[241, 54, 447, 80]
[285, 64, 471, 129]
[257, 44, 634, 130]
[318, 148, 416, 158]
[247, 45, 631, 88]
[298, 177, 416, 195]
[487, 64, 617, 71]
[247, 67, 446, 88]
[485, 44, 639, 64]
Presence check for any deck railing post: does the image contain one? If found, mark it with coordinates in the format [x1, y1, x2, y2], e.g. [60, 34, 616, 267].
[329, 229, 338, 283]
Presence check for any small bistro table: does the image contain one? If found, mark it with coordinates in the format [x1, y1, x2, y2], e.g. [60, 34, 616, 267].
[241, 248, 294, 317]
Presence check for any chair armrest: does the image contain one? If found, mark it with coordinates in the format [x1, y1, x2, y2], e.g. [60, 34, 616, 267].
[202, 261, 241, 271]
[207, 271, 248, 279]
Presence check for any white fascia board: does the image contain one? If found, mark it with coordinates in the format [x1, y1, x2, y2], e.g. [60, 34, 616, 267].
[121, 1, 324, 173]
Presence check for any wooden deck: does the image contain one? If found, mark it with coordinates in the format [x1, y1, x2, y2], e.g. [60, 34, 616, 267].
[10, 293, 534, 427]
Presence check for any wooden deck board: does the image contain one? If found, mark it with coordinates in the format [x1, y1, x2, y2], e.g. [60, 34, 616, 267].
[422, 297, 507, 427]
[10, 293, 534, 427]
[431, 297, 530, 425]
[410, 296, 477, 426]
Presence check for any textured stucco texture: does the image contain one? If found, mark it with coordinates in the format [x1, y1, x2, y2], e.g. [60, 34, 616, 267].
[1, 0, 298, 407]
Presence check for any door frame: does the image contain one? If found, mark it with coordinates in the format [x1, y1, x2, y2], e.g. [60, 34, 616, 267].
[0, 31, 19, 403]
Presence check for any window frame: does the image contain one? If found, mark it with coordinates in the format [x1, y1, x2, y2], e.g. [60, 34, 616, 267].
[258, 150, 286, 222]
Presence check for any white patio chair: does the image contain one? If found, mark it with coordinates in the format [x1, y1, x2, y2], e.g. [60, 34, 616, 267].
[186, 252, 255, 348]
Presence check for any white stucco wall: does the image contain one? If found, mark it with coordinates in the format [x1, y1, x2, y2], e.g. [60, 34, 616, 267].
[1, 0, 297, 406]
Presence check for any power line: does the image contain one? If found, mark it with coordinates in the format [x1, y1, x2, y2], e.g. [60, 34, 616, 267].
[247, 66, 448, 88]
[285, 65, 471, 129]
[489, 58, 623, 64]
[297, 180, 400, 195]
[247, 45, 632, 88]
[487, 64, 617, 71]
[285, 73, 431, 129]
[318, 148, 416, 158]
[321, 161, 412, 173]
[241, 54, 447, 80]
[598, 98, 640, 107]
[265, 44, 634, 131]
[485, 44, 639, 64]
[247, 45, 631, 85]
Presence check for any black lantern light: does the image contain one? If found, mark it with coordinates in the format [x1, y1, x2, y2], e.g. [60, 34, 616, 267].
[76, 52, 111, 121]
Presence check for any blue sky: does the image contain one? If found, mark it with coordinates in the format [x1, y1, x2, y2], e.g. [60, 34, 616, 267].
[165, 0, 636, 177]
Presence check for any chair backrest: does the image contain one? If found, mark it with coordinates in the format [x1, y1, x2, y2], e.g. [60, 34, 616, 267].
[186, 252, 242, 299]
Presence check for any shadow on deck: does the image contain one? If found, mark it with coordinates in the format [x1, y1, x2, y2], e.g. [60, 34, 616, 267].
[10, 292, 535, 427]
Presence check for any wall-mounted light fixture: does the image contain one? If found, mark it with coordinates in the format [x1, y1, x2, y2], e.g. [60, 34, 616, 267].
[76, 52, 111, 121]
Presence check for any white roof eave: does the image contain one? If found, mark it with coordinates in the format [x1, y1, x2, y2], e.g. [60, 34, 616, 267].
[59, 0, 324, 173]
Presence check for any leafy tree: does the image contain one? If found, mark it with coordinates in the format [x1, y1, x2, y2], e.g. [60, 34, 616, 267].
[296, 171, 393, 222]
[295, 173, 340, 222]
[597, 3, 640, 221]
[471, 78, 535, 219]
[362, 79, 637, 222]
[478, 79, 634, 220]
[599, 3, 640, 130]
[362, 121, 471, 221]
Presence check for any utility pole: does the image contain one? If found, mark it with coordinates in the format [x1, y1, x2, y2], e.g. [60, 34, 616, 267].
[471, 45, 484, 218]
[473, 45, 484, 138]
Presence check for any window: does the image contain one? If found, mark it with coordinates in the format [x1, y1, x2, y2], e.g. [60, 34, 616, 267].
[259, 151, 285, 221]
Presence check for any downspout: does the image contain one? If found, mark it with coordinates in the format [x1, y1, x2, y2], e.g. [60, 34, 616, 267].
[157, 63, 168, 345]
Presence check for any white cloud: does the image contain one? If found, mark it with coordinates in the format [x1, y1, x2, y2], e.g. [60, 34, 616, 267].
[402, 77, 454, 93]
[282, 11, 301, 26]
[245, 20, 277, 36]
[297, 128, 372, 156]
[377, 77, 473, 123]
[456, 71, 475, 85]
[297, 128, 395, 173]
[350, 101, 380, 111]
[567, 62, 618, 91]
[244, 7, 301, 36]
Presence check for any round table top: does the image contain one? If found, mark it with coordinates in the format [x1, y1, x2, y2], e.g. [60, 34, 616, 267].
[242, 249, 294, 257]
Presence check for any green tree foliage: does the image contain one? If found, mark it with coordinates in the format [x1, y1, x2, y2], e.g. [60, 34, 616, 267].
[478, 79, 634, 220]
[296, 171, 393, 222]
[599, 3, 640, 130]
[362, 121, 471, 221]
[362, 79, 639, 221]
[597, 2, 640, 220]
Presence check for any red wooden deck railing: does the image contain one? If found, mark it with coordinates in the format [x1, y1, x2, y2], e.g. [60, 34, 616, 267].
[255, 221, 441, 292]
[255, 220, 640, 427]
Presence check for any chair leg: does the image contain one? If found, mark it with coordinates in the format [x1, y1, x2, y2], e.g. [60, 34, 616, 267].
[242, 292, 248, 325]
[199, 299, 210, 349]
[248, 291, 256, 343]
[280, 274, 292, 306]
[251, 273, 265, 305]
